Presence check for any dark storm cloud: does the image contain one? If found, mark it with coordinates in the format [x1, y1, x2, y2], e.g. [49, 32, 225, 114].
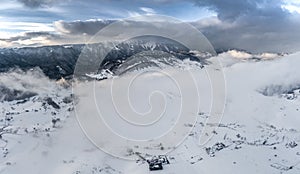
[192, 0, 287, 21]
[54, 20, 115, 35]
[17, 0, 58, 8]
[190, 0, 300, 53]
[193, 17, 300, 53]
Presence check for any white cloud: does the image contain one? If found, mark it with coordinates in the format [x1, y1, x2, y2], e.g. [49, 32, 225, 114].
[192, 16, 235, 29]
[282, 0, 300, 14]
[0, 0, 23, 10]
[0, 31, 15, 39]
[127, 7, 156, 17]
[53, 20, 71, 34]
[282, 4, 300, 14]
[140, 7, 156, 14]
[127, 11, 142, 17]
[227, 50, 253, 59]
[257, 53, 281, 59]
[14, 36, 51, 46]
[0, 21, 54, 32]
[216, 50, 282, 68]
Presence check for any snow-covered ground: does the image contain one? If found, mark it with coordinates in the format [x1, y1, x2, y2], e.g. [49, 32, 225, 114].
[1, 51, 300, 174]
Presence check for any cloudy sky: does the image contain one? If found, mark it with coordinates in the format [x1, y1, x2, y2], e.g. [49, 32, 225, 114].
[1, 0, 300, 53]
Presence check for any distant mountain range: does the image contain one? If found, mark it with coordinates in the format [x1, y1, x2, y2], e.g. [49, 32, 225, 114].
[0, 36, 209, 79]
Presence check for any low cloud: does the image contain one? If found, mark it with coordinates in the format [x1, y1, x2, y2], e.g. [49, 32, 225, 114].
[0, 68, 57, 102]
[0, 31, 63, 47]
[219, 50, 282, 60]
[0, 32, 60, 41]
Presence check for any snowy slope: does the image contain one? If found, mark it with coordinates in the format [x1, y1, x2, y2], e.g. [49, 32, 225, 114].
[1, 51, 300, 174]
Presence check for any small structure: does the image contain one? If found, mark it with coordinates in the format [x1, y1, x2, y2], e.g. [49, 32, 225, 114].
[147, 155, 170, 171]
[135, 153, 170, 171]
[148, 160, 163, 171]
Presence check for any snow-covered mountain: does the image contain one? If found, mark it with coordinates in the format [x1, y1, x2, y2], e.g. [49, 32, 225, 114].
[0, 44, 299, 174]
[0, 36, 210, 80]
